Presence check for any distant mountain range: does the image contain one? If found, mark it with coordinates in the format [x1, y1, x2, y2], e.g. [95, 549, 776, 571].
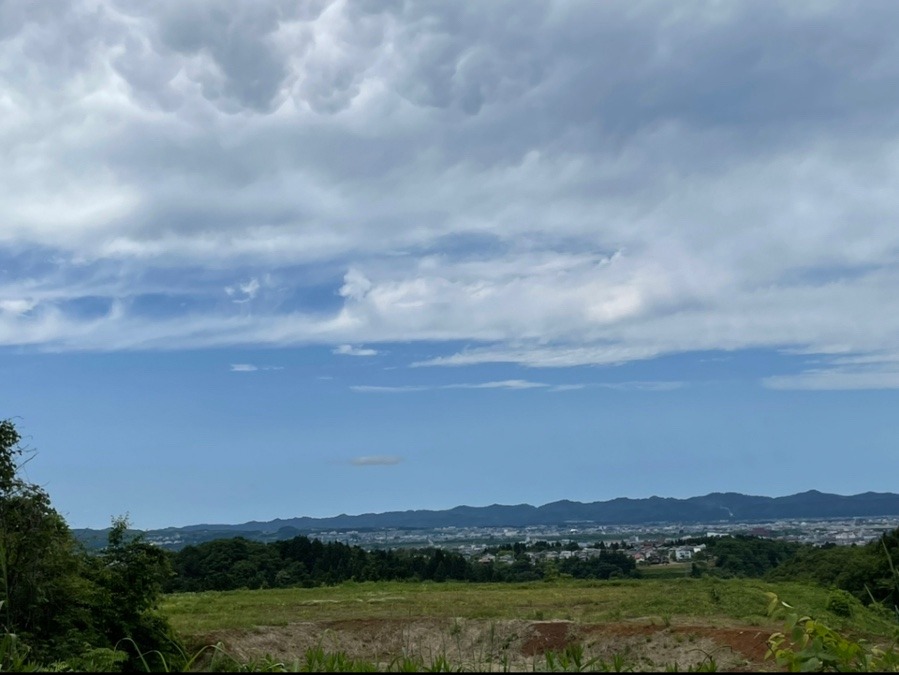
[73, 490, 899, 550]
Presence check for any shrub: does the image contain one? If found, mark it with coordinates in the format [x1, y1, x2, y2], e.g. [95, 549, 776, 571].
[826, 590, 855, 618]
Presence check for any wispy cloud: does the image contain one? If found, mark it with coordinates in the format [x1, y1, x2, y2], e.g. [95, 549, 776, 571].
[333, 344, 379, 357]
[764, 362, 899, 390]
[444, 379, 547, 390]
[0, 299, 37, 315]
[229, 364, 283, 372]
[597, 381, 685, 392]
[351, 380, 575, 393]
[350, 380, 682, 393]
[548, 384, 587, 392]
[350, 455, 403, 466]
[225, 278, 261, 304]
[349, 385, 429, 393]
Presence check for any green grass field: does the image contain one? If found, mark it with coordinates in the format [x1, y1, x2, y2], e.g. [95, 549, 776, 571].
[162, 577, 895, 637]
[160, 578, 899, 671]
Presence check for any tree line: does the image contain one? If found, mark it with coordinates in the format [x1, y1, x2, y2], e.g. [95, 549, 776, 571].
[766, 529, 899, 611]
[686, 530, 899, 615]
[164, 535, 638, 592]
[687, 534, 804, 578]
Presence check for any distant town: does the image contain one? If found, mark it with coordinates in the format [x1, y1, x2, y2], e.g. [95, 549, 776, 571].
[135, 515, 899, 564]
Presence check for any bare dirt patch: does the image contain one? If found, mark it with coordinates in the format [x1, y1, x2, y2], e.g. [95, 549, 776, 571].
[521, 621, 576, 656]
[579, 622, 773, 672]
[191, 618, 777, 671]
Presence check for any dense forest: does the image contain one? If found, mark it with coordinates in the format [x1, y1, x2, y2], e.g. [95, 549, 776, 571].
[687, 535, 804, 578]
[164, 536, 638, 591]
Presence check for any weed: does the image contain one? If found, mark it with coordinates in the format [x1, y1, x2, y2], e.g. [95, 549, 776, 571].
[0, 633, 40, 672]
[388, 654, 422, 672]
[424, 653, 456, 672]
[609, 652, 630, 672]
[764, 592, 899, 672]
[449, 618, 462, 637]
[303, 644, 372, 672]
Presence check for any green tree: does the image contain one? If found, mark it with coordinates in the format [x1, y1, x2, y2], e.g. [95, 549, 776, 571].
[0, 419, 92, 661]
[0, 419, 182, 669]
[89, 517, 183, 671]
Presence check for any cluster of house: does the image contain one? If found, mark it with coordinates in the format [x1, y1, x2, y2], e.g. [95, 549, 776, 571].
[628, 543, 706, 564]
[477, 547, 613, 565]
[475, 542, 706, 566]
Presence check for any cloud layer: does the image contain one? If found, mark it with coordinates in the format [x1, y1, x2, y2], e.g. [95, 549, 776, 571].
[2, 1, 899, 387]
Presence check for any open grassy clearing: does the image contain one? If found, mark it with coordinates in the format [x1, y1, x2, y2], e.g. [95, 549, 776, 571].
[161, 578, 898, 671]
[163, 577, 892, 635]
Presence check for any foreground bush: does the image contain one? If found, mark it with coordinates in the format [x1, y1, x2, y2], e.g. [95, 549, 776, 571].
[0, 419, 182, 671]
[766, 593, 899, 672]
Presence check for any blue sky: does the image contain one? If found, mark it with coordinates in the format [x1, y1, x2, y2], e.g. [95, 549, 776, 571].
[2, 1, 899, 529]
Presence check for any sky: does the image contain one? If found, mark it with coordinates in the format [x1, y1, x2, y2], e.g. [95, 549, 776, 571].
[2, 1, 899, 530]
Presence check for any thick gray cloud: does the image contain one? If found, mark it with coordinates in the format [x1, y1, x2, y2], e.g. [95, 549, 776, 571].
[2, 0, 899, 387]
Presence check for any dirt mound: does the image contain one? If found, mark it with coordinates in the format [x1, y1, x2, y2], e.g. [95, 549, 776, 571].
[522, 621, 575, 655]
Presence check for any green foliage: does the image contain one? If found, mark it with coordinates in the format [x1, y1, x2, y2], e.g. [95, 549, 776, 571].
[543, 643, 599, 672]
[557, 551, 636, 581]
[765, 592, 899, 672]
[0, 419, 98, 660]
[165, 536, 637, 593]
[300, 645, 372, 672]
[0, 631, 42, 672]
[63, 645, 130, 672]
[826, 590, 856, 618]
[0, 419, 182, 670]
[688, 535, 801, 579]
[769, 528, 899, 614]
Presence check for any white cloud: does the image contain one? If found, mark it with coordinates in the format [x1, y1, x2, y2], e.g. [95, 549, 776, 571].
[349, 385, 428, 393]
[349, 380, 678, 394]
[225, 278, 262, 304]
[333, 344, 378, 356]
[350, 455, 403, 466]
[764, 355, 899, 390]
[229, 363, 283, 372]
[444, 379, 547, 390]
[765, 371, 899, 390]
[0, 299, 36, 315]
[2, 2, 899, 388]
[350, 380, 585, 393]
[339, 270, 373, 302]
[598, 381, 686, 392]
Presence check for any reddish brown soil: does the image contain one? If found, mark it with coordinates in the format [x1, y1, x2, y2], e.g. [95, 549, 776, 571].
[522, 621, 575, 655]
